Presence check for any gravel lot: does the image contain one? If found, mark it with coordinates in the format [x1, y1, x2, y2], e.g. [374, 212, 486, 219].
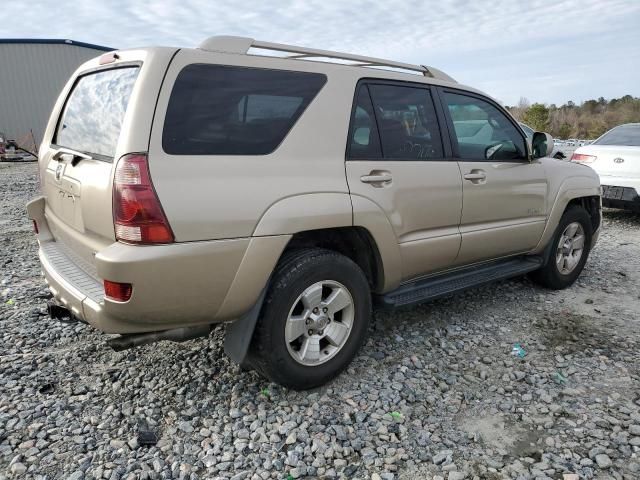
[1, 162, 639, 480]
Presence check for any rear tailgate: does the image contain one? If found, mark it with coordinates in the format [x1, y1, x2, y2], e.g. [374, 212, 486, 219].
[587, 145, 640, 180]
[37, 47, 178, 272]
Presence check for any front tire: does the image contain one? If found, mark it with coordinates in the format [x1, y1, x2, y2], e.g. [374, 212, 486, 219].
[249, 248, 371, 390]
[530, 206, 592, 289]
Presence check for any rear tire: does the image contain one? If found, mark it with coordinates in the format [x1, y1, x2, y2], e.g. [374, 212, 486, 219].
[530, 206, 592, 289]
[249, 248, 371, 390]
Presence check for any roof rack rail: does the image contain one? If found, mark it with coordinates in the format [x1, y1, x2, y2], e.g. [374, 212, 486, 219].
[198, 36, 456, 83]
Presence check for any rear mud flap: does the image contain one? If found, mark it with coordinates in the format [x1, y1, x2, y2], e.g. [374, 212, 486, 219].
[223, 288, 267, 368]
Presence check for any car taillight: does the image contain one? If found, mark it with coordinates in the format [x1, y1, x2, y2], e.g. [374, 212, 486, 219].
[571, 153, 597, 164]
[113, 153, 174, 244]
[104, 280, 133, 302]
[32, 220, 39, 234]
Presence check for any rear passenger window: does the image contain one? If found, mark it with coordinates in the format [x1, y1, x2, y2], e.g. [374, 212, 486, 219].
[444, 92, 526, 161]
[163, 65, 326, 155]
[368, 84, 443, 160]
[347, 86, 382, 159]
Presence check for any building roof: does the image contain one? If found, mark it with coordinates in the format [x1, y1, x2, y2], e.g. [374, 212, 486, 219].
[0, 38, 113, 52]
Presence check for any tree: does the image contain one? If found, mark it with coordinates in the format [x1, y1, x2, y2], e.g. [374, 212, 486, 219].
[558, 123, 572, 139]
[505, 95, 640, 139]
[522, 103, 550, 132]
[508, 97, 530, 121]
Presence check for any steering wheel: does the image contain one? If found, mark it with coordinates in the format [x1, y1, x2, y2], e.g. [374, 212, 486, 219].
[484, 142, 503, 160]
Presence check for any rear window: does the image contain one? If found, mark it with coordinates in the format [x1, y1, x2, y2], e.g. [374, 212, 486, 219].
[162, 64, 326, 155]
[594, 124, 640, 146]
[55, 67, 140, 161]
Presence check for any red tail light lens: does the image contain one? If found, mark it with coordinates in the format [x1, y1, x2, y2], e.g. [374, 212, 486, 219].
[104, 280, 133, 302]
[113, 154, 174, 244]
[571, 153, 597, 164]
[33, 220, 39, 234]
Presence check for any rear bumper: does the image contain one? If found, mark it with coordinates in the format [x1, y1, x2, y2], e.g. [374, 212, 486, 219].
[27, 196, 289, 334]
[601, 185, 640, 212]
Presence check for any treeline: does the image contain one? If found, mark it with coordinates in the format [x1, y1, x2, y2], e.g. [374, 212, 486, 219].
[506, 95, 640, 139]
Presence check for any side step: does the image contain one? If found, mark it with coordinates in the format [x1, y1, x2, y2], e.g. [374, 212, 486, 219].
[379, 256, 543, 309]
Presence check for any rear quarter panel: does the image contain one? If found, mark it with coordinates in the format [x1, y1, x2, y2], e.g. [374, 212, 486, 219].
[148, 50, 358, 242]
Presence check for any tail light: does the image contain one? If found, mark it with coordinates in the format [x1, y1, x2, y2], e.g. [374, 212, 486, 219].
[113, 153, 174, 244]
[104, 280, 133, 302]
[571, 153, 597, 164]
[32, 220, 39, 234]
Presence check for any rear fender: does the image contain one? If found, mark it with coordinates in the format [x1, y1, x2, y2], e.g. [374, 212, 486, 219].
[252, 193, 352, 236]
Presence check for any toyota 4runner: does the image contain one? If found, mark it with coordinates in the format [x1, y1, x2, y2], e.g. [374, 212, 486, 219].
[27, 36, 602, 389]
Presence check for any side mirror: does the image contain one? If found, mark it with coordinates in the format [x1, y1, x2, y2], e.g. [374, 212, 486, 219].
[532, 132, 554, 159]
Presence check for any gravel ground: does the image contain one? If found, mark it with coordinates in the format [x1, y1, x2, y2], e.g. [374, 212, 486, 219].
[1, 162, 639, 480]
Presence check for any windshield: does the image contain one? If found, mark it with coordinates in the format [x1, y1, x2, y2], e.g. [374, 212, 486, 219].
[55, 67, 140, 160]
[594, 124, 640, 147]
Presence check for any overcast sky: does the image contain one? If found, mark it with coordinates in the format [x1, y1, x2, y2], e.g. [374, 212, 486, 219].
[5, 0, 640, 106]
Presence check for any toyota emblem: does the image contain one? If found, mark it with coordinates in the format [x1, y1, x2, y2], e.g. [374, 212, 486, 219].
[613, 157, 625, 164]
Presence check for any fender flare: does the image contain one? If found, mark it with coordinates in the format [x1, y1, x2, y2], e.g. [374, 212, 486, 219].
[534, 176, 600, 253]
[350, 194, 402, 292]
[223, 192, 403, 364]
[252, 193, 352, 236]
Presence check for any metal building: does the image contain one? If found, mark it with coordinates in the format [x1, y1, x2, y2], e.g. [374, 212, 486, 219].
[0, 39, 113, 148]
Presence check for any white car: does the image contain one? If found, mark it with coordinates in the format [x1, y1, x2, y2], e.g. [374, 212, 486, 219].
[571, 123, 640, 212]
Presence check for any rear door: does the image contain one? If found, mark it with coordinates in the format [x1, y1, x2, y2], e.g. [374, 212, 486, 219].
[41, 66, 141, 266]
[38, 48, 177, 269]
[439, 89, 548, 265]
[345, 81, 462, 281]
[587, 145, 640, 181]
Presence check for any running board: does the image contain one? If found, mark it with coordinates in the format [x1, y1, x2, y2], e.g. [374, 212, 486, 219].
[379, 256, 543, 308]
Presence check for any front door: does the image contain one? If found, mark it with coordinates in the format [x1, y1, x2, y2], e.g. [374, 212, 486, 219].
[440, 90, 548, 265]
[345, 82, 463, 282]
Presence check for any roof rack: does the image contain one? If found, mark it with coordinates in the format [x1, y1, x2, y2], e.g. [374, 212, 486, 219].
[198, 36, 456, 83]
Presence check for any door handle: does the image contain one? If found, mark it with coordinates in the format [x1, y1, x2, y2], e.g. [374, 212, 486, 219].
[463, 171, 486, 182]
[360, 171, 392, 185]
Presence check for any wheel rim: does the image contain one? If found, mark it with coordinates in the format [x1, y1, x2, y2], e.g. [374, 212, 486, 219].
[284, 280, 355, 366]
[555, 221, 586, 275]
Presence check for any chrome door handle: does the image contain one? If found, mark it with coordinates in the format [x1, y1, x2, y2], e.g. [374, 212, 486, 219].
[360, 172, 392, 185]
[463, 172, 486, 180]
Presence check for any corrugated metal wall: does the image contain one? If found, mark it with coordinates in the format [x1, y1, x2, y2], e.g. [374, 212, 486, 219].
[0, 43, 105, 146]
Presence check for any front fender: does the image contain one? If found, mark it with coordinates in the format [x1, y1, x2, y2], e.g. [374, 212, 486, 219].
[533, 174, 600, 253]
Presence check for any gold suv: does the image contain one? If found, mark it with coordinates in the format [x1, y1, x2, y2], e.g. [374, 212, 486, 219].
[27, 36, 601, 389]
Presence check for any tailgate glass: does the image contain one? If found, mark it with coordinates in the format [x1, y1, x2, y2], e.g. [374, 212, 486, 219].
[54, 67, 140, 161]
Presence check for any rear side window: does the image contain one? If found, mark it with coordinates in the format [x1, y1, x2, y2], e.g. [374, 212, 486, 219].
[163, 65, 327, 155]
[369, 84, 443, 160]
[347, 83, 443, 160]
[55, 67, 140, 161]
[347, 86, 382, 159]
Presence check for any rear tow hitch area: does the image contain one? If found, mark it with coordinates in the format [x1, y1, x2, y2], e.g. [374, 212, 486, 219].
[47, 302, 77, 323]
[107, 325, 212, 351]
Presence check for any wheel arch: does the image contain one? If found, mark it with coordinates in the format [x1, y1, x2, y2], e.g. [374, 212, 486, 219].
[534, 176, 601, 254]
[284, 226, 386, 293]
